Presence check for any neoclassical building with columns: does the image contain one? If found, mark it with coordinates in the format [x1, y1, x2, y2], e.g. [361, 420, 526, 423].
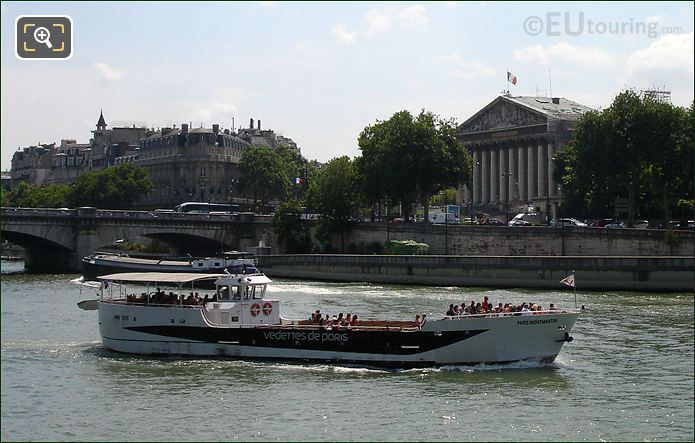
[456, 94, 592, 220]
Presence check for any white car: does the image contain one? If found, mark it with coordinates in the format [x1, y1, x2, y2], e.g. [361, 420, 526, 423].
[556, 218, 588, 227]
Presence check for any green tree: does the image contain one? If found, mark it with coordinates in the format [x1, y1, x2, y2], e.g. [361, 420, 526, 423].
[6, 182, 71, 208]
[239, 145, 292, 209]
[356, 110, 471, 222]
[556, 91, 694, 224]
[306, 156, 362, 252]
[69, 163, 153, 209]
[272, 199, 311, 253]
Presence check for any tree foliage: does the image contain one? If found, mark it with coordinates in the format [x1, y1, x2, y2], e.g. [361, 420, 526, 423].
[356, 110, 471, 221]
[306, 156, 362, 251]
[239, 145, 292, 209]
[5, 182, 71, 208]
[555, 91, 693, 224]
[70, 163, 153, 209]
[272, 199, 312, 253]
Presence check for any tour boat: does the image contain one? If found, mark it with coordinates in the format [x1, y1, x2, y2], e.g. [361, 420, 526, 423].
[82, 251, 258, 284]
[84, 272, 580, 368]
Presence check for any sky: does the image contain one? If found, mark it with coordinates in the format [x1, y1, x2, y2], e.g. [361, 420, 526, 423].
[1, 1, 693, 168]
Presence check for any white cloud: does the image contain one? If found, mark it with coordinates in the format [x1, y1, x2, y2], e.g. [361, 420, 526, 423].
[332, 24, 358, 45]
[626, 32, 694, 73]
[397, 5, 428, 29]
[363, 4, 428, 35]
[645, 13, 667, 25]
[364, 6, 395, 35]
[93, 62, 123, 81]
[257, 1, 277, 8]
[439, 53, 496, 79]
[513, 43, 614, 67]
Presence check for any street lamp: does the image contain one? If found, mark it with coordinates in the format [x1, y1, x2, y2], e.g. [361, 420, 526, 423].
[439, 191, 449, 255]
[471, 160, 480, 224]
[228, 179, 237, 207]
[199, 176, 208, 202]
[501, 172, 512, 223]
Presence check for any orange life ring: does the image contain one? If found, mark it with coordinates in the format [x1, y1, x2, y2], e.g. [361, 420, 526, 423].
[262, 302, 273, 316]
[250, 303, 261, 317]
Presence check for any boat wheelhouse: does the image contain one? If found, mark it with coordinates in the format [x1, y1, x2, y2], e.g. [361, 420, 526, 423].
[93, 272, 580, 368]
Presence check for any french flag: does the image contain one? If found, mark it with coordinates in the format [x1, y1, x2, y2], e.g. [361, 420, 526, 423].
[294, 177, 304, 185]
[507, 71, 517, 85]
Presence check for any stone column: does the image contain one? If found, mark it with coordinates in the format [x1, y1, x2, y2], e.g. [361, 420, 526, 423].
[473, 149, 482, 204]
[490, 146, 498, 204]
[481, 147, 489, 203]
[517, 141, 527, 202]
[499, 144, 508, 203]
[537, 140, 547, 198]
[509, 145, 517, 202]
[527, 142, 536, 200]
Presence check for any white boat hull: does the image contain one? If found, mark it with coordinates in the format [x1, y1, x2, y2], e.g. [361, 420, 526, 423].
[98, 301, 578, 368]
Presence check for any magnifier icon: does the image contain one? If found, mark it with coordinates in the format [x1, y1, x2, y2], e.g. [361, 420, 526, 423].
[33, 26, 53, 49]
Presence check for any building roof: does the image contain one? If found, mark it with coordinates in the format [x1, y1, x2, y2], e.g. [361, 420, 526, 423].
[506, 96, 593, 118]
[189, 127, 214, 134]
[96, 110, 107, 127]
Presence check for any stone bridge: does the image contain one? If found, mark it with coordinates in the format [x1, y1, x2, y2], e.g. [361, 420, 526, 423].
[1, 207, 273, 272]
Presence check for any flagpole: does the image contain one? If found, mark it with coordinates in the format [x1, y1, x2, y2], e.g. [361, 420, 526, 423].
[506, 67, 509, 95]
[573, 270, 577, 310]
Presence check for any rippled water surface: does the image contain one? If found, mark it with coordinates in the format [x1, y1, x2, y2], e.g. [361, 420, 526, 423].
[1, 261, 693, 441]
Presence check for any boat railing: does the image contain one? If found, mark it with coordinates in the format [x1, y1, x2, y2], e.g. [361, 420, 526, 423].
[256, 322, 421, 332]
[443, 309, 571, 320]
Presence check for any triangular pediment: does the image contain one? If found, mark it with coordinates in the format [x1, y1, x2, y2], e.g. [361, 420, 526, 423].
[458, 96, 548, 133]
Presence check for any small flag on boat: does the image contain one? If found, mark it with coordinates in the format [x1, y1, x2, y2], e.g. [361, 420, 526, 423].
[293, 177, 304, 185]
[560, 273, 575, 288]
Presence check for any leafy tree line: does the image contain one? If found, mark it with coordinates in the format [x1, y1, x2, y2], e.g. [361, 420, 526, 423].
[266, 110, 472, 252]
[554, 90, 694, 226]
[3, 163, 153, 209]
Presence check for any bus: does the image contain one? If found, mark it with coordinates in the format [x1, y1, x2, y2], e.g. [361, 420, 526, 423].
[173, 202, 240, 214]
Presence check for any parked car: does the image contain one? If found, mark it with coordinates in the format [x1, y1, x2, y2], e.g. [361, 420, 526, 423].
[508, 219, 532, 227]
[556, 218, 588, 227]
[633, 220, 650, 229]
[605, 220, 625, 228]
[485, 218, 506, 226]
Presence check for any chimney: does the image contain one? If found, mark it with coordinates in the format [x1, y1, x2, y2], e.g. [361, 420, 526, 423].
[181, 123, 189, 133]
[250, 118, 254, 129]
[552, 97, 560, 104]
[258, 120, 261, 131]
[212, 124, 220, 134]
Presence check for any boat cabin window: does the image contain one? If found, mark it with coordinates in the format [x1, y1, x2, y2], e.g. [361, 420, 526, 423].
[218, 286, 231, 301]
[215, 282, 266, 301]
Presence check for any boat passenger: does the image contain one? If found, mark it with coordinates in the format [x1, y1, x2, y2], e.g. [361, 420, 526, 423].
[549, 303, 557, 310]
[350, 315, 358, 326]
[482, 296, 490, 311]
[446, 304, 456, 317]
[420, 314, 427, 327]
[345, 313, 352, 326]
[415, 315, 422, 329]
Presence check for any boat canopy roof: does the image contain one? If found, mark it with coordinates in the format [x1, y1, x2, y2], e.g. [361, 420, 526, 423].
[216, 274, 272, 286]
[97, 272, 230, 284]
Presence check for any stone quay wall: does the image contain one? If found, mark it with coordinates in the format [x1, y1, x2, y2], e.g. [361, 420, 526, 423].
[258, 254, 694, 292]
[318, 224, 693, 257]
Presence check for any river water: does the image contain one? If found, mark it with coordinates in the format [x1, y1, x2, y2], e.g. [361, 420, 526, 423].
[1, 260, 693, 441]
